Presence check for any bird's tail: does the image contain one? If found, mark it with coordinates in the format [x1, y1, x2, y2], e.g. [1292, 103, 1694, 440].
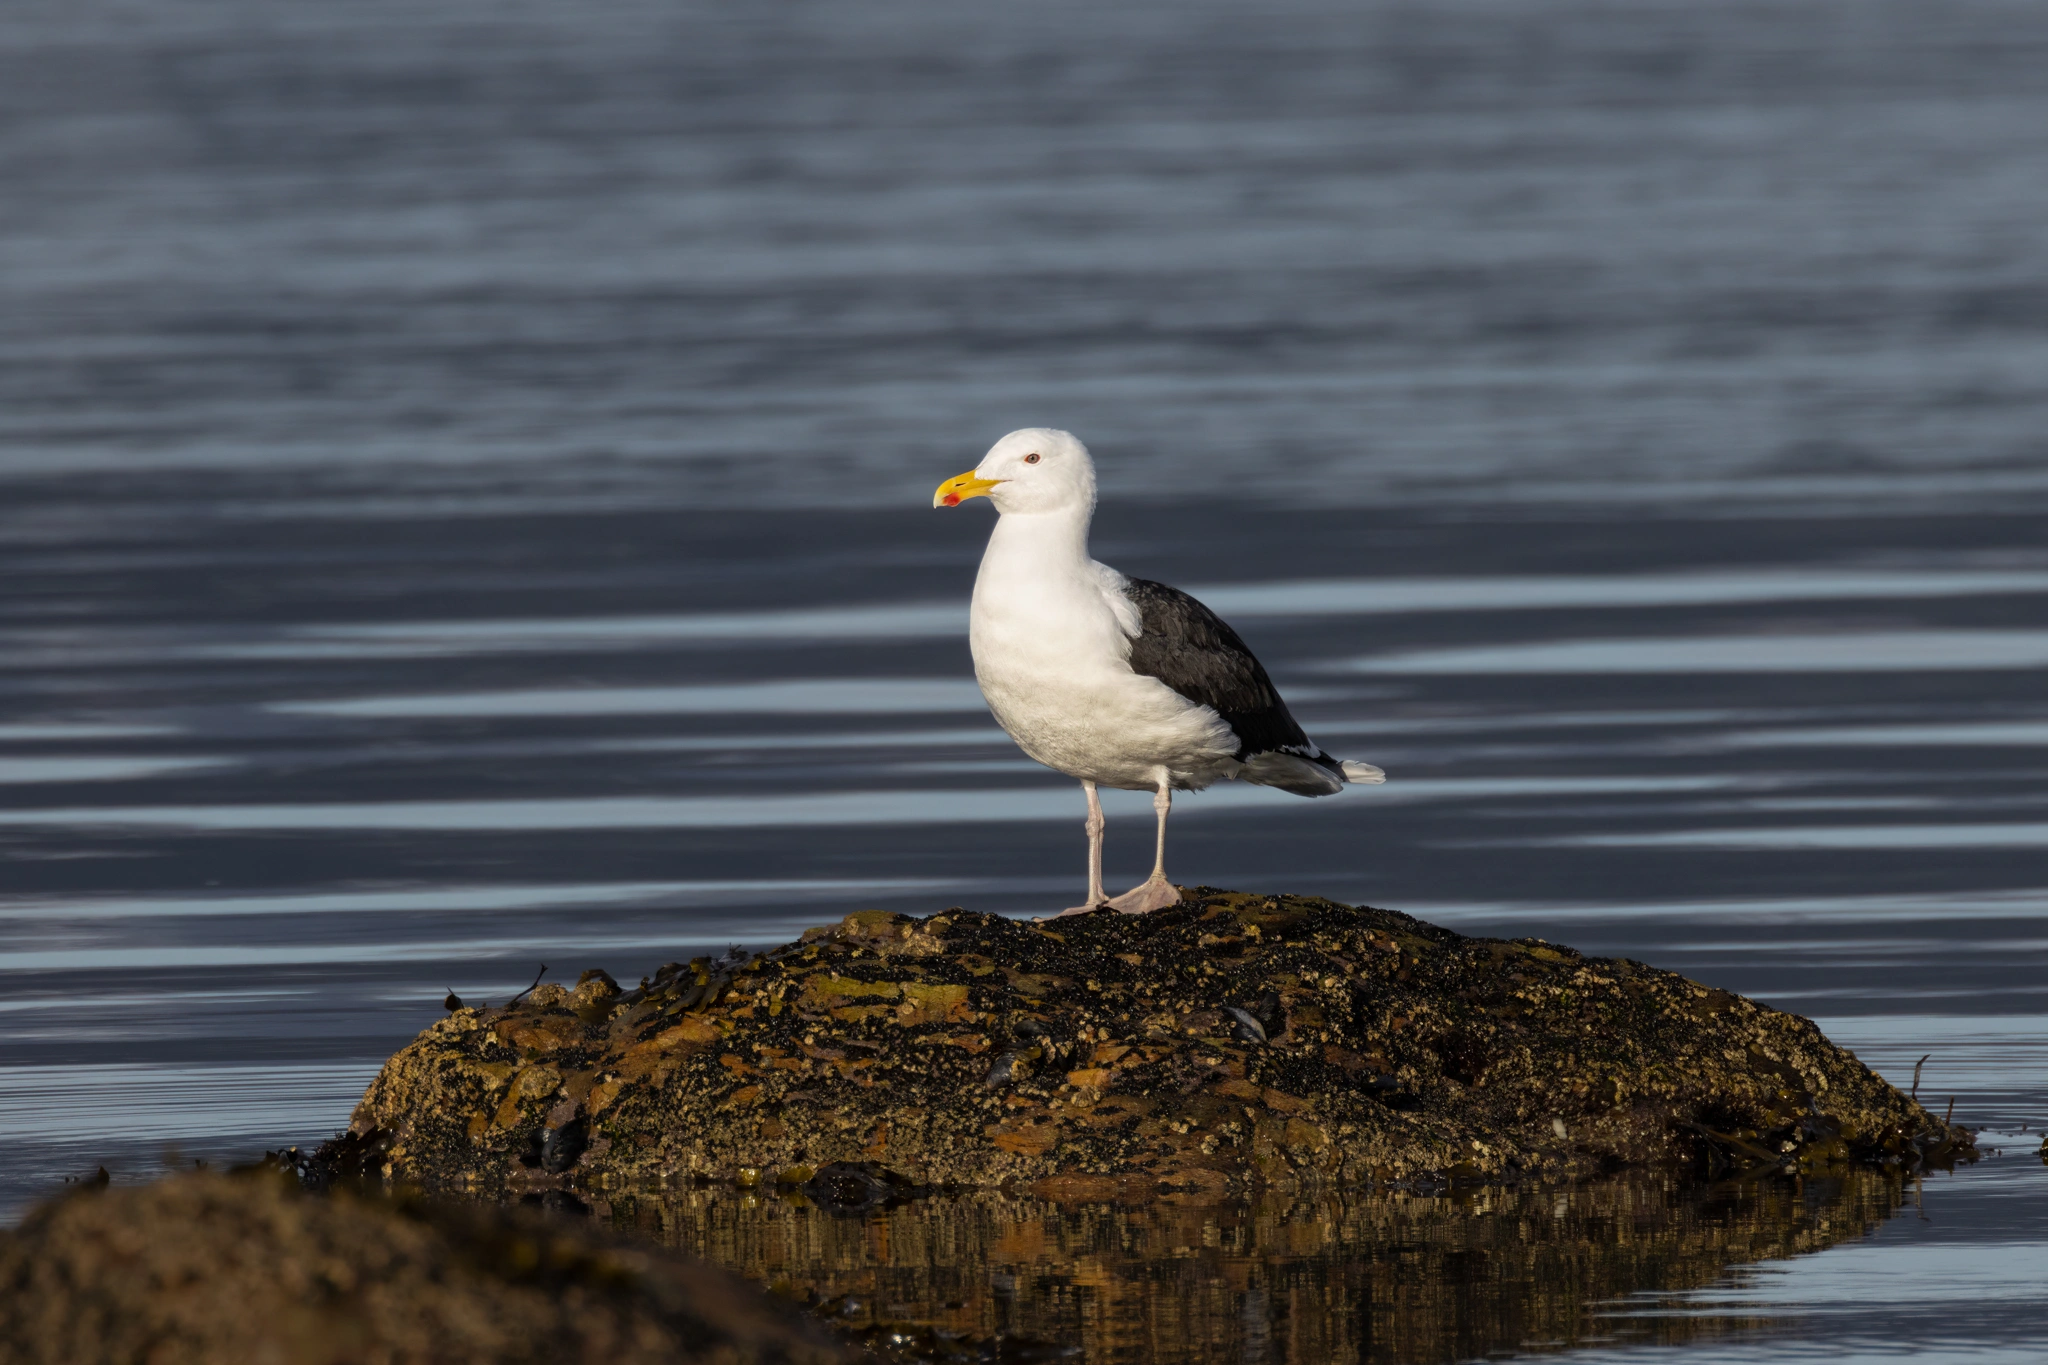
[1241, 749, 1388, 795]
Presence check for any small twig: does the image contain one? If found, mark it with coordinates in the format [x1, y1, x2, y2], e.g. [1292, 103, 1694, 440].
[1911, 1054, 1931, 1100]
[1946, 1097, 1955, 1125]
[507, 963, 548, 1007]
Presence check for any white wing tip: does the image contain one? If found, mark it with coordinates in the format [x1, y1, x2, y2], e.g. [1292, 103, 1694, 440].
[1341, 761, 1387, 785]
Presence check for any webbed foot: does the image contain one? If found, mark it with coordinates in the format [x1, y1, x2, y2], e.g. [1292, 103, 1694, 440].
[1105, 877, 1182, 914]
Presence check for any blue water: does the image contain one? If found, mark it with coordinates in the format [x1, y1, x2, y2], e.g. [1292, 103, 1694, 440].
[3, 0, 2047, 1357]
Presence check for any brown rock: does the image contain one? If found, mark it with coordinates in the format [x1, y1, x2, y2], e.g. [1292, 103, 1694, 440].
[350, 890, 1974, 1195]
[0, 1171, 849, 1365]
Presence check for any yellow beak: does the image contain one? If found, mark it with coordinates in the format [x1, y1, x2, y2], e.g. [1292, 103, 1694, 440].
[933, 470, 1004, 508]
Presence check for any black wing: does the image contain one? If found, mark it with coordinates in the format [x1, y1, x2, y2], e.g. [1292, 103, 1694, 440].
[1121, 577, 1312, 761]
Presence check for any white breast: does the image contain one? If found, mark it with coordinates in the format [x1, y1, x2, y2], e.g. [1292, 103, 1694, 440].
[967, 513, 1238, 791]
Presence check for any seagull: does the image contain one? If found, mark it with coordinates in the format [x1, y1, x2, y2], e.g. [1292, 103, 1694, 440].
[934, 428, 1385, 915]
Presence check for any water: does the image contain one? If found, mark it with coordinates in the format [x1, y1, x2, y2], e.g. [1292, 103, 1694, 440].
[3, 0, 2047, 1358]
[596, 1172, 1948, 1364]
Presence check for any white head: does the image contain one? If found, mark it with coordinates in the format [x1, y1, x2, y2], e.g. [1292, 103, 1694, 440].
[933, 428, 1096, 517]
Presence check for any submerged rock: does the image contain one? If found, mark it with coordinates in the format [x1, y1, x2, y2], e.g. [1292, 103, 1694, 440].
[0, 1170, 849, 1365]
[352, 890, 1972, 1194]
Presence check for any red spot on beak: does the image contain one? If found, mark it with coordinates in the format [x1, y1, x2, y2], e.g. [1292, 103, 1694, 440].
[941, 493, 961, 507]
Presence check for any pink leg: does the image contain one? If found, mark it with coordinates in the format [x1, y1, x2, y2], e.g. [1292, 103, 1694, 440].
[1106, 771, 1180, 914]
[1057, 781, 1108, 915]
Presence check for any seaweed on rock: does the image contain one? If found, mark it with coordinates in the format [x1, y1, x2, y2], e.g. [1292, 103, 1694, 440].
[349, 890, 1972, 1195]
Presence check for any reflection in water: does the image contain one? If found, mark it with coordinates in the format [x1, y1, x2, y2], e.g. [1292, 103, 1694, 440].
[599, 1175, 1904, 1364]
[0, 755, 231, 784]
[1713, 721, 2048, 749]
[270, 678, 992, 718]
[0, 878, 957, 923]
[0, 1063, 377, 1146]
[164, 569, 2048, 664]
[1344, 629, 2048, 675]
[1196, 570, 2048, 617]
[0, 724, 182, 742]
[0, 775, 1747, 833]
[1548, 823, 2048, 851]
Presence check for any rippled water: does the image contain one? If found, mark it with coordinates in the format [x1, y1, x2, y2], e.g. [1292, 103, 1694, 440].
[5, 0, 2048, 1358]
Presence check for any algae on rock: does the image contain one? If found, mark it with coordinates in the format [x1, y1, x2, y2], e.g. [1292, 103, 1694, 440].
[350, 890, 1972, 1194]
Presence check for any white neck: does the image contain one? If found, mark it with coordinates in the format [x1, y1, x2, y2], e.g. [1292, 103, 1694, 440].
[978, 501, 1097, 593]
[972, 502, 1110, 636]
[985, 503, 1091, 567]
[965, 486, 1159, 746]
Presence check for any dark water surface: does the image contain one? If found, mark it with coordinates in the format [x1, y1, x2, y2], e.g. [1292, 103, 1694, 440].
[4, 1, 2047, 1359]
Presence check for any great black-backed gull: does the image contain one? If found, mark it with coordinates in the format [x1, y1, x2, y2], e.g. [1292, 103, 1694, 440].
[934, 428, 1385, 915]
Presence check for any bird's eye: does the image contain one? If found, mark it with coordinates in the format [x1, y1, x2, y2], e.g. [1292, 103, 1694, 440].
[1024, 452, 1040, 464]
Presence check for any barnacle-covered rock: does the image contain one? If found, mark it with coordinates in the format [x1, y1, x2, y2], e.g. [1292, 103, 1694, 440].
[350, 890, 1972, 1194]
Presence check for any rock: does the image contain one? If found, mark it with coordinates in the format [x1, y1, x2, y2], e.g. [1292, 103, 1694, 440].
[350, 890, 1974, 1194]
[0, 1170, 850, 1365]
